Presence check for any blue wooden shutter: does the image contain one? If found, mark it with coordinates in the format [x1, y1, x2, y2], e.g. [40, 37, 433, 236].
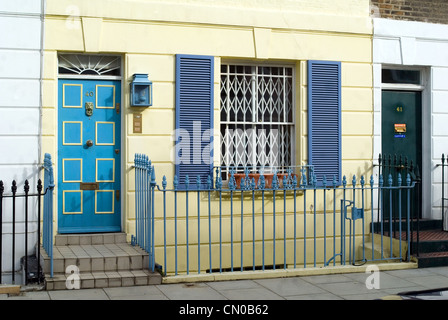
[175, 54, 214, 188]
[308, 60, 341, 186]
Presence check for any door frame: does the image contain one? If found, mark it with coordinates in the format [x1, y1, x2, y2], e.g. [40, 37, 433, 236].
[378, 65, 430, 219]
[56, 54, 124, 234]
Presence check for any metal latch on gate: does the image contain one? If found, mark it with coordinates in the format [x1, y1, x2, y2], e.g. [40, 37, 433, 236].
[342, 200, 364, 220]
[341, 200, 366, 266]
[351, 207, 364, 220]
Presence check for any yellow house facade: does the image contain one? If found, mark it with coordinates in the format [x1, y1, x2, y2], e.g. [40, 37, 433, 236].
[41, 0, 374, 275]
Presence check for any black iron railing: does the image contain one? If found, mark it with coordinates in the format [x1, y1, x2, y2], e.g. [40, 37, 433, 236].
[0, 153, 54, 285]
[375, 153, 421, 257]
[437, 154, 448, 230]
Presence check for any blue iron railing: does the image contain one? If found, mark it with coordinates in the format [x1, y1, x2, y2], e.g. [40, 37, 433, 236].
[132, 154, 156, 271]
[134, 153, 416, 277]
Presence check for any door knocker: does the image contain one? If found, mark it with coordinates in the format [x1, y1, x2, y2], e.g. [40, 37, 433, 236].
[85, 102, 94, 116]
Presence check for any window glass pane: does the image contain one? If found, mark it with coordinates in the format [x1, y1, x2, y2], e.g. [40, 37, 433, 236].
[58, 54, 121, 76]
[382, 69, 420, 85]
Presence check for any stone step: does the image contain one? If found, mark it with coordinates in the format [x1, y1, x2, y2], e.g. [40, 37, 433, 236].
[416, 251, 448, 268]
[371, 219, 443, 232]
[45, 269, 162, 290]
[54, 232, 127, 246]
[39, 233, 162, 290]
[41, 243, 150, 274]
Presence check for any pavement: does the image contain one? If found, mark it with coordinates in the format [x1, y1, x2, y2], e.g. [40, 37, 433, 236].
[3, 266, 448, 301]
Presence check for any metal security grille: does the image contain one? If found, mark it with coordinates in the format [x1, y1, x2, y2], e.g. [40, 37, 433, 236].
[220, 64, 294, 176]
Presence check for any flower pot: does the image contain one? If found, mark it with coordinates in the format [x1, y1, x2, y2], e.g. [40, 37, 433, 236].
[229, 173, 297, 189]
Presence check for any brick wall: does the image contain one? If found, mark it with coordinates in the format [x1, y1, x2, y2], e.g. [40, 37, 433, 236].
[371, 0, 448, 24]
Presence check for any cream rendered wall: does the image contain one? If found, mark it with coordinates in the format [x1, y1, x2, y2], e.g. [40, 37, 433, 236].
[43, 0, 373, 272]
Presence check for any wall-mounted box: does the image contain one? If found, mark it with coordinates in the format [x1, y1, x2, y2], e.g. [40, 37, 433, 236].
[130, 73, 152, 107]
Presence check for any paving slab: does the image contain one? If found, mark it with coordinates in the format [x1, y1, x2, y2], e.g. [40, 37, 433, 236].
[6, 265, 448, 300]
[341, 290, 393, 300]
[314, 280, 372, 296]
[424, 267, 448, 276]
[48, 288, 110, 300]
[405, 275, 448, 289]
[217, 287, 284, 300]
[6, 291, 51, 300]
[285, 292, 343, 300]
[383, 268, 437, 278]
[103, 285, 168, 300]
[155, 283, 227, 300]
[344, 271, 418, 290]
[384, 285, 428, 295]
[207, 280, 261, 291]
[300, 274, 353, 284]
[255, 277, 327, 297]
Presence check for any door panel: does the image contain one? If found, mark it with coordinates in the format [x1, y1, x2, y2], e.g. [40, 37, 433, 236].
[58, 79, 121, 233]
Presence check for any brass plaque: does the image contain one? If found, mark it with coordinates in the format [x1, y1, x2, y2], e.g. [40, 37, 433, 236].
[394, 123, 406, 133]
[80, 182, 99, 190]
[133, 113, 142, 133]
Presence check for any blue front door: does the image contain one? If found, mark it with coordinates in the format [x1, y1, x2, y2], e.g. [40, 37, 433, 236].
[58, 79, 121, 233]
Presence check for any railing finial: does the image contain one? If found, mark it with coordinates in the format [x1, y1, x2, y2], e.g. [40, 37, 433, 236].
[162, 175, 167, 190]
[173, 175, 179, 190]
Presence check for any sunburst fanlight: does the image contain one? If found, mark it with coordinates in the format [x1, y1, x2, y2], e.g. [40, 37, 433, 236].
[58, 54, 121, 76]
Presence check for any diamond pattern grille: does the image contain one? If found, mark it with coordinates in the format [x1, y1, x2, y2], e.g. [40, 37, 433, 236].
[220, 64, 293, 176]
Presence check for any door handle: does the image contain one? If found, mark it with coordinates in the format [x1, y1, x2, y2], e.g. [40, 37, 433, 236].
[86, 139, 93, 147]
[116, 190, 120, 201]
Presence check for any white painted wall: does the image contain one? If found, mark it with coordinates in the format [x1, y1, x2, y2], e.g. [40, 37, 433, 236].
[373, 18, 448, 227]
[0, 1, 44, 277]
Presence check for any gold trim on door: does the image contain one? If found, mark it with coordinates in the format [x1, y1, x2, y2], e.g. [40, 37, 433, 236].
[63, 84, 83, 108]
[96, 85, 115, 109]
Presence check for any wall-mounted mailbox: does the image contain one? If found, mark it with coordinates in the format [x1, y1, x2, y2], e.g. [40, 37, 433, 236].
[130, 73, 152, 107]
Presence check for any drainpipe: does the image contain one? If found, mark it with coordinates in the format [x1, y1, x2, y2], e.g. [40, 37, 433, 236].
[38, 0, 46, 169]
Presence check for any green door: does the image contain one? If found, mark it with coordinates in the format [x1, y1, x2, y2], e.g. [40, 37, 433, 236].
[381, 90, 422, 220]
